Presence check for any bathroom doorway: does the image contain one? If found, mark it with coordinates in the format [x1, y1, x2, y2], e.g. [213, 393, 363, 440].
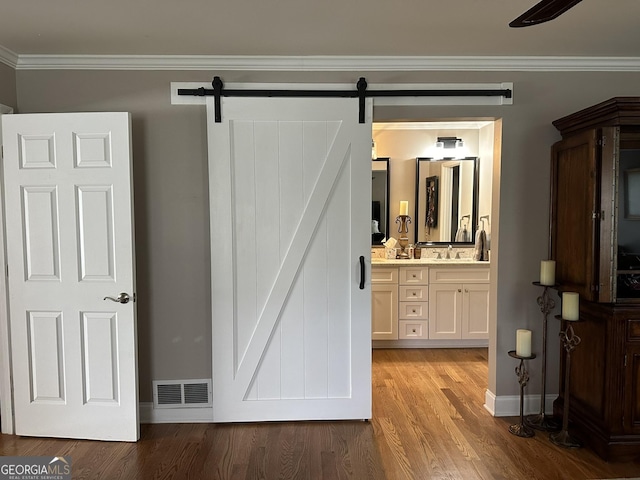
[370, 118, 500, 374]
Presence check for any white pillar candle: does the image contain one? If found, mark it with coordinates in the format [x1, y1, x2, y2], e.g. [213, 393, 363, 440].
[562, 292, 580, 321]
[399, 200, 409, 216]
[516, 329, 532, 357]
[540, 260, 556, 286]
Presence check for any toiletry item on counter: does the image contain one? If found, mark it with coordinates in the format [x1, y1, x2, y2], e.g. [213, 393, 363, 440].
[384, 237, 398, 259]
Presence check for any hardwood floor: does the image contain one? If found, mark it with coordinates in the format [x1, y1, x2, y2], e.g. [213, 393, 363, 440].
[2, 348, 640, 479]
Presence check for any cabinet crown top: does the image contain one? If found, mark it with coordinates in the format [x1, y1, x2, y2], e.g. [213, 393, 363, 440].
[553, 97, 640, 137]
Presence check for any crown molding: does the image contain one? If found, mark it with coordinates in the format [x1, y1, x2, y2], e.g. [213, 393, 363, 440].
[0, 45, 18, 69]
[3, 53, 640, 72]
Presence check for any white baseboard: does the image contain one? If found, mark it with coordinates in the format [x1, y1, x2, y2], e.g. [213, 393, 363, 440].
[372, 339, 488, 349]
[140, 390, 556, 423]
[140, 402, 213, 424]
[484, 390, 557, 417]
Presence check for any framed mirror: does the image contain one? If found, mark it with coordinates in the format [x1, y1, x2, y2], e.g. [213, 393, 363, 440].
[372, 158, 390, 245]
[415, 156, 479, 244]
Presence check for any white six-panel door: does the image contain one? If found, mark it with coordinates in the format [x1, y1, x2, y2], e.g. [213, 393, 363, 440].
[208, 96, 372, 422]
[2, 112, 139, 441]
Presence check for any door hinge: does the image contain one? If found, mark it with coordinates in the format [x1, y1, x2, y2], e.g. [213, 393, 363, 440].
[591, 284, 600, 292]
[592, 211, 602, 220]
[597, 136, 606, 147]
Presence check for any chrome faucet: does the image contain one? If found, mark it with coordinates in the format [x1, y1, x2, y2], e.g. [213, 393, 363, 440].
[432, 249, 442, 259]
[446, 245, 453, 259]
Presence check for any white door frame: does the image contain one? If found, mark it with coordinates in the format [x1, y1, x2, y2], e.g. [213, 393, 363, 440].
[0, 103, 14, 434]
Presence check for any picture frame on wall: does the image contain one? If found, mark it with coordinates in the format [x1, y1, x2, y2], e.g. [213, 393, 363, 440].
[425, 175, 438, 230]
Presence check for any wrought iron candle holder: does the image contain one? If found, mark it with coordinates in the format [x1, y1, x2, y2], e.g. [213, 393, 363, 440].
[395, 215, 412, 259]
[525, 282, 561, 432]
[549, 315, 583, 448]
[508, 350, 536, 438]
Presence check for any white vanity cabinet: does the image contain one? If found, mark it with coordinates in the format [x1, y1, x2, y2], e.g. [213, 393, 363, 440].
[428, 266, 490, 340]
[371, 266, 398, 340]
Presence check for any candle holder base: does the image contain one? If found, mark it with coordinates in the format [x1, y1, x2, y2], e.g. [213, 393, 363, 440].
[395, 215, 412, 259]
[550, 316, 583, 449]
[507, 350, 536, 439]
[524, 413, 561, 432]
[509, 423, 535, 438]
[549, 429, 582, 448]
[525, 413, 561, 432]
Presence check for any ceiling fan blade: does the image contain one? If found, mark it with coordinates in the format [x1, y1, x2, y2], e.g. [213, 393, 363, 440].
[509, 0, 583, 27]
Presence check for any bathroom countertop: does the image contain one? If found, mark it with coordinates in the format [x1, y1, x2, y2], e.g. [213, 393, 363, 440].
[371, 258, 490, 266]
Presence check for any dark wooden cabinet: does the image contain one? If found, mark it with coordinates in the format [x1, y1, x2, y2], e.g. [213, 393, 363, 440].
[551, 98, 640, 461]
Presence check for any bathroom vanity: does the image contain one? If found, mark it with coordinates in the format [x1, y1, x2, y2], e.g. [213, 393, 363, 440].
[371, 257, 490, 348]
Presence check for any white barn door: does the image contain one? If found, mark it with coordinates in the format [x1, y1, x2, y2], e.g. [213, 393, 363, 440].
[208, 96, 372, 422]
[2, 112, 139, 441]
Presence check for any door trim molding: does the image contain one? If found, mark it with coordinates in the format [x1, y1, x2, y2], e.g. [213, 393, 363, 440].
[0, 106, 14, 434]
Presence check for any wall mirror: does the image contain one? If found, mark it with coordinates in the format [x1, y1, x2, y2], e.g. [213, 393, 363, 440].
[372, 158, 390, 245]
[415, 156, 479, 244]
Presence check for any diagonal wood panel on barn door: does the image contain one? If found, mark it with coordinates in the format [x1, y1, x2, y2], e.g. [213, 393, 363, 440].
[209, 97, 371, 422]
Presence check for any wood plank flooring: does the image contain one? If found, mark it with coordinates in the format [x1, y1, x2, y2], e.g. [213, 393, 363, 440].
[2, 348, 640, 479]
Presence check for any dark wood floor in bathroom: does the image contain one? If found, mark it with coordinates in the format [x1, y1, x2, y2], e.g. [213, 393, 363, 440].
[1, 348, 639, 479]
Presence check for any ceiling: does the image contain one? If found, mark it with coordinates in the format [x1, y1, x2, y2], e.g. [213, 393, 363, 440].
[1, 0, 639, 60]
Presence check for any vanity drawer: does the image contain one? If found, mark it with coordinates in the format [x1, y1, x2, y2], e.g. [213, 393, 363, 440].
[399, 301, 428, 320]
[399, 266, 429, 285]
[371, 266, 398, 284]
[399, 320, 428, 339]
[399, 285, 428, 302]
[429, 267, 490, 284]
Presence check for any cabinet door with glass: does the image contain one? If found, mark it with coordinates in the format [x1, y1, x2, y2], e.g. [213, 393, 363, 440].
[552, 104, 640, 305]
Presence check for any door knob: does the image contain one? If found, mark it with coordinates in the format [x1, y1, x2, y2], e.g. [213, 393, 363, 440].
[104, 292, 132, 304]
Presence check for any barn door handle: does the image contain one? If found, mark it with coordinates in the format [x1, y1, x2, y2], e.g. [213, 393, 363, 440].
[359, 256, 365, 290]
[104, 292, 132, 304]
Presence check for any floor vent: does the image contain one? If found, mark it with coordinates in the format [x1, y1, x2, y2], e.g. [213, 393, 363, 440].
[153, 379, 212, 409]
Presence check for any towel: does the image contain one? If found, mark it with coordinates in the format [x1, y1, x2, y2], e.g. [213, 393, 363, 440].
[473, 229, 488, 261]
[455, 226, 468, 242]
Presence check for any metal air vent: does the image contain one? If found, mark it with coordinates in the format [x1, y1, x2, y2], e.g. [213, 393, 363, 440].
[152, 379, 212, 408]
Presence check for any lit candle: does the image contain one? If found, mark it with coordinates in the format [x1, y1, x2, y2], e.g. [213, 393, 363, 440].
[516, 329, 532, 357]
[399, 200, 409, 216]
[562, 292, 579, 321]
[540, 260, 556, 286]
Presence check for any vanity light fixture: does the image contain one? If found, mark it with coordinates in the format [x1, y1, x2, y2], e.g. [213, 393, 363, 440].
[434, 137, 463, 149]
[432, 137, 466, 159]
